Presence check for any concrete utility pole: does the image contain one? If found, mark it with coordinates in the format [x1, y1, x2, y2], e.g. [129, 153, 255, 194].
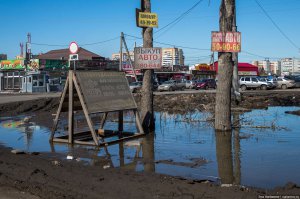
[140, 0, 155, 131]
[215, 0, 235, 131]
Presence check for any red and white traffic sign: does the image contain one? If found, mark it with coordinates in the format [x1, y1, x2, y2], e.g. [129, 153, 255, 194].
[69, 42, 79, 54]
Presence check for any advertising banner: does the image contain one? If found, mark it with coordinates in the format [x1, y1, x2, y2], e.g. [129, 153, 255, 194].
[134, 47, 162, 69]
[137, 12, 158, 28]
[0, 59, 24, 70]
[211, 31, 241, 52]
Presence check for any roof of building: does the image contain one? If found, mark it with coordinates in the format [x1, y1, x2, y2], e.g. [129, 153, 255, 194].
[37, 47, 102, 60]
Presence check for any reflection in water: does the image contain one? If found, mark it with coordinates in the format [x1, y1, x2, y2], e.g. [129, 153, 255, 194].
[215, 113, 241, 185]
[142, 132, 155, 172]
[1, 117, 39, 151]
[233, 113, 241, 185]
[215, 130, 234, 184]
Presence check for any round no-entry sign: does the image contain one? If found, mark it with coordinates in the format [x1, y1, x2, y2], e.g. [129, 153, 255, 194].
[69, 42, 79, 54]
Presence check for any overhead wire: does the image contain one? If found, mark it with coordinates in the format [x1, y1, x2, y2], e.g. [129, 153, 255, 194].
[31, 36, 119, 47]
[254, 0, 299, 51]
[154, 0, 205, 39]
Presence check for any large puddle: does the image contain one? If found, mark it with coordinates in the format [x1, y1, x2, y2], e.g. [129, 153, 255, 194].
[0, 106, 300, 189]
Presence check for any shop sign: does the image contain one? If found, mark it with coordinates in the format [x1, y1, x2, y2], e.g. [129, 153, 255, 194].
[211, 31, 241, 52]
[195, 64, 211, 71]
[29, 59, 39, 70]
[134, 47, 162, 69]
[137, 12, 158, 28]
[238, 71, 257, 76]
[0, 59, 24, 70]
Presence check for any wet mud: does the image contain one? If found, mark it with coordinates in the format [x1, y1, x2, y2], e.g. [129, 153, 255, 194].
[0, 92, 300, 198]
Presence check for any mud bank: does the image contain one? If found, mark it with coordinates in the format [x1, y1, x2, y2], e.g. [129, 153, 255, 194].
[1, 92, 300, 116]
[1, 145, 300, 199]
[1, 92, 300, 198]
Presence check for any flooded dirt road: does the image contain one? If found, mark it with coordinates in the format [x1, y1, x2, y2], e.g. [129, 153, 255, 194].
[0, 92, 300, 198]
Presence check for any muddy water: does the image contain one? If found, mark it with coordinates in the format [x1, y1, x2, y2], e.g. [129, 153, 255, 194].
[0, 106, 299, 189]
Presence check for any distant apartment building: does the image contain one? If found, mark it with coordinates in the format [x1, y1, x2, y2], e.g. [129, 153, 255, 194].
[252, 60, 281, 75]
[162, 48, 184, 67]
[281, 58, 300, 75]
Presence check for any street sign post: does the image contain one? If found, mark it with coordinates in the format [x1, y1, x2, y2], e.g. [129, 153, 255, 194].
[69, 42, 79, 54]
[69, 42, 79, 70]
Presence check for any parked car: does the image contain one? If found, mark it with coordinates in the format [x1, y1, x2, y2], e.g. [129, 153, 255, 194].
[276, 77, 296, 89]
[258, 77, 277, 89]
[157, 80, 185, 92]
[129, 81, 142, 93]
[185, 80, 198, 89]
[284, 75, 300, 88]
[239, 76, 272, 91]
[194, 79, 216, 90]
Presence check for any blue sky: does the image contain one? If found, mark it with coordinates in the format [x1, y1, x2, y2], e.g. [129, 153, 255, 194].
[0, 0, 299, 65]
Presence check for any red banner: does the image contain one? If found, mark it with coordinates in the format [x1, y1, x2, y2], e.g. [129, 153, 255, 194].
[211, 31, 241, 52]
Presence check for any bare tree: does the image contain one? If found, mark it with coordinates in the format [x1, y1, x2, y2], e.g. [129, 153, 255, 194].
[140, 0, 155, 131]
[215, 0, 235, 131]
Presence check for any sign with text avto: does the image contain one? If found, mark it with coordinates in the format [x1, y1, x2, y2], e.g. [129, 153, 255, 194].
[211, 31, 241, 52]
[134, 47, 162, 69]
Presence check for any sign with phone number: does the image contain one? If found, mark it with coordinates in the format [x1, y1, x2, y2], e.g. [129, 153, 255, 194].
[211, 31, 241, 52]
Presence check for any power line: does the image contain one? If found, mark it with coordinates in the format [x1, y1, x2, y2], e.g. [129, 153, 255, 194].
[124, 33, 210, 51]
[31, 36, 119, 47]
[254, 0, 299, 51]
[80, 37, 119, 46]
[241, 50, 281, 60]
[154, 0, 205, 39]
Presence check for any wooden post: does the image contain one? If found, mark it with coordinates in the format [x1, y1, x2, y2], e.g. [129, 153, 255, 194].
[118, 111, 123, 132]
[68, 70, 74, 143]
[215, 0, 235, 131]
[119, 33, 123, 71]
[140, 0, 155, 131]
[232, 0, 240, 104]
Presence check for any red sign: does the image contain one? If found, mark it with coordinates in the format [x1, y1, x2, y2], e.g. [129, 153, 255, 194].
[211, 32, 241, 52]
[69, 42, 79, 54]
[134, 47, 162, 69]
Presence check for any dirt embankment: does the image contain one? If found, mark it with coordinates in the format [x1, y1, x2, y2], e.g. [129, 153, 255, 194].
[1, 145, 299, 199]
[0, 92, 300, 198]
[3, 91, 300, 116]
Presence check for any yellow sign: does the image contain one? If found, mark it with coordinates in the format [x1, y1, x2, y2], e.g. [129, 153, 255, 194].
[138, 12, 158, 28]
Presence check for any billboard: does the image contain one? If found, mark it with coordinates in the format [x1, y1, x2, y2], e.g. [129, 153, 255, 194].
[0, 59, 24, 70]
[137, 12, 158, 28]
[134, 47, 162, 69]
[211, 31, 241, 52]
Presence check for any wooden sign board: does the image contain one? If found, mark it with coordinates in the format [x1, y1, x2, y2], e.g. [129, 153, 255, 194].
[75, 71, 137, 113]
[50, 70, 144, 146]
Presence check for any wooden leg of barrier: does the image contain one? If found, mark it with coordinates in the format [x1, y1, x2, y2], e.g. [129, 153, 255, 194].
[68, 71, 74, 144]
[50, 76, 69, 142]
[135, 110, 144, 134]
[118, 111, 123, 132]
[73, 73, 100, 146]
[100, 112, 108, 129]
